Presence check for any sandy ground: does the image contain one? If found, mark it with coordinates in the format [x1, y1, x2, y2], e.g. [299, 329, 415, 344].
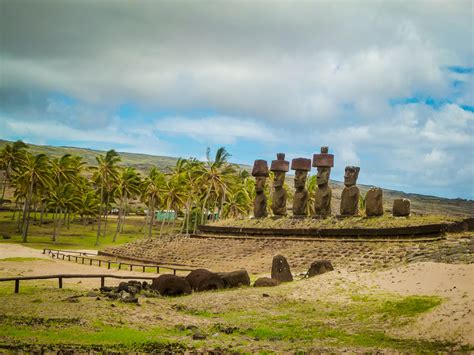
[0, 244, 158, 289]
[1, 243, 473, 345]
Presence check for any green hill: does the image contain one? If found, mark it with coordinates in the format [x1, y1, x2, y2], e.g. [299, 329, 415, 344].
[1, 139, 472, 216]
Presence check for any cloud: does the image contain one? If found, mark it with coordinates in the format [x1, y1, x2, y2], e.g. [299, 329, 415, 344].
[0, 0, 473, 198]
[155, 116, 278, 144]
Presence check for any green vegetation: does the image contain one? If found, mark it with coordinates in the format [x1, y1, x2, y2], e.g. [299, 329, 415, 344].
[0, 140, 255, 245]
[0, 281, 466, 353]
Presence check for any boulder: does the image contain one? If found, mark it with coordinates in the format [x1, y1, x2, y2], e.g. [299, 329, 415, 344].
[271, 255, 293, 282]
[217, 269, 251, 288]
[185, 269, 226, 292]
[254, 277, 280, 287]
[150, 274, 192, 296]
[307, 260, 334, 277]
[393, 198, 410, 216]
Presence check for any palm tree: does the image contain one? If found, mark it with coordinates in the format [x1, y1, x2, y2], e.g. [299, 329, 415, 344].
[76, 182, 100, 228]
[159, 173, 187, 235]
[113, 167, 141, 241]
[200, 147, 237, 225]
[92, 150, 121, 245]
[0, 140, 28, 202]
[48, 183, 80, 242]
[14, 153, 51, 242]
[141, 167, 165, 237]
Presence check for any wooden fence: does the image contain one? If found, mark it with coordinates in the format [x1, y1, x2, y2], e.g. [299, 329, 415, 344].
[42, 248, 194, 275]
[0, 274, 156, 293]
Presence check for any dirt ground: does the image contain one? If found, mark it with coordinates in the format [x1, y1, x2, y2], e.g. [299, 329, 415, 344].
[1, 243, 473, 346]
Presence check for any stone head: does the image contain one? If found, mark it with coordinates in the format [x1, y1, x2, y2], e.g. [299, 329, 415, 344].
[344, 166, 360, 187]
[294, 170, 308, 189]
[255, 176, 266, 193]
[273, 171, 286, 188]
[291, 157, 311, 190]
[316, 167, 331, 186]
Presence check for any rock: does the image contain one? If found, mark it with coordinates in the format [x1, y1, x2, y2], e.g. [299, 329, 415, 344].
[106, 292, 120, 300]
[100, 286, 113, 292]
[192, 332, 207, 340]
[186, 325, 198, 330]
[393, 198, 410, 216]
[254, 277, 280, 287]
[120, 296, 138, 304]
[185, 269, 226, 292]
[307, 260, 334, 277]
[271, 255, 293, 282]
[150, 274, 192, 296]
[262, 293, 270, 297]
[86, 291, 98, 297]
[217, 269, 251, 288]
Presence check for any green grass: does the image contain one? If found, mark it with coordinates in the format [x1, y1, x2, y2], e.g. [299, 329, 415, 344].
[0, 279, 468, 353]
[0, 211, 179, 251]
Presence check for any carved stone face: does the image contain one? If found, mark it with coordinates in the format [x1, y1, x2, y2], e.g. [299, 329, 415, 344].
[273, 171, 285, 188]
[316, 167, 330, 186]
[294, 170, 308, 189]
[344, 167, 360, 187]
[255, 176, 266, 193]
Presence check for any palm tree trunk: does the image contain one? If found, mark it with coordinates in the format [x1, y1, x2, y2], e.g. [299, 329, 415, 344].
[21, 178, 34, 243]
[1, 163, 10, 201]
[200, 184, 212, 225]
[103, 194, 110, 238]
[113, 199, 122, 242]
[148, 197, 155, 238]
[95, 181, 104, 246]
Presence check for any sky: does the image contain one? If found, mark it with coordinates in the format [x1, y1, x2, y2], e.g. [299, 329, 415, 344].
[0, 0, 473, 199]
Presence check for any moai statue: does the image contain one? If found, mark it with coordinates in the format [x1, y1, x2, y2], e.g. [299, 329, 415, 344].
[313, 147, 334, 218]
[252, 160, 269, 218]
[291, 157, 312, 217]
[340, 166, 360, 216]
[393, 198, 411, 216]
[270, 153, 289, 216]
[365, 187, 384, 217]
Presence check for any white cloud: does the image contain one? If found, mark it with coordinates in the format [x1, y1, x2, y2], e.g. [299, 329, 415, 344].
[155, 116, 278, 144]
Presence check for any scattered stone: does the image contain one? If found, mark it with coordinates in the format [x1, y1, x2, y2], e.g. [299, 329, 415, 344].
[254, 277, 280, 287]
[151, 274, 192, 296]
[86, 291, 98, 297]
[307, 260, 334, 277]
[218, 269, 251, 288]
[271, 255, 293, 282]
[262, 293, 270, 298]
[186, 325, 198, 330]
[192, 332, 207, 340]
[186, 269, 226, 292]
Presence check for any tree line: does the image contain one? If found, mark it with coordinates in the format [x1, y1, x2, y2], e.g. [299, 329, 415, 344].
[0, 141, 262, 245]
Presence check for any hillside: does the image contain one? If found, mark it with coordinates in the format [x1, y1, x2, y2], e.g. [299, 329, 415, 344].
[1, 139, 473, 216]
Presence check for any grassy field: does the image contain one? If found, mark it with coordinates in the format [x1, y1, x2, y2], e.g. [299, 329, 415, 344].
[0, 273, 465, 353]
[0, 211, 178, 251]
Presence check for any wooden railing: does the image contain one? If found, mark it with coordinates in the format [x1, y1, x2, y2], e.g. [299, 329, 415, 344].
[42, 248, 194, 275]
[0, 274, 156, 293]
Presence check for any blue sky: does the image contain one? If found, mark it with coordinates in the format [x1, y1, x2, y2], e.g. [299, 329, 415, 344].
[0, 1, 473, 199]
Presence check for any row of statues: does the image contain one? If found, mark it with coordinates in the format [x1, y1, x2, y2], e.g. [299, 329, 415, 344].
[252, 147, 410, 218]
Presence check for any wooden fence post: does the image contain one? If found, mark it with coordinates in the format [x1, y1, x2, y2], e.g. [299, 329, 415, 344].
[15, 279, 19, 293]
[100, 276, 105, 289]
[58, 277, 63, 289]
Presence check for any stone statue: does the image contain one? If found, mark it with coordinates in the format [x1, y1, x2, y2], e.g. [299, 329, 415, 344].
[313, 147, 334, 218]
[270, 153, 289, 216]
[393, 198, 410, 216]
[252, 160, 269, 218]
[365, 187, 383, 216]
[291, 157, 311, 217]
[340, 166, 360, 216]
